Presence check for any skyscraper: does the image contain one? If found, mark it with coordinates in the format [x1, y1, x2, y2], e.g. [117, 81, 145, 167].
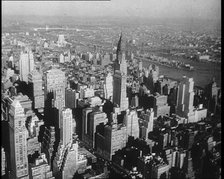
[60, 108, 74, 148]
[1, 147, 6, 176]
[19, 50, 34, 83]
[26, 114, 43, 156]
[104, 72, 113, 100]
[113, 71, 129, 112]
[114, 33, 127, 75]
[139, 108, 154, 139]
[28, 70, 44, 111]
[82, 107, 107, 149]
[8, 99, 29, 179]
[65, 88, 77, 109]
[125, 109, 139, 139]
[44, 68, 66, 111]
[176, 76, 195, 122]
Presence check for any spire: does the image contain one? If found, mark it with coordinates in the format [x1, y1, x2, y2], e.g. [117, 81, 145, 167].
[117, 32, 122, 51]
[116, 32, 125, 55]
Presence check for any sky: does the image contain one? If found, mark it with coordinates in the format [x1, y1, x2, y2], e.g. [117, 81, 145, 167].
[2, 0, 221, 20]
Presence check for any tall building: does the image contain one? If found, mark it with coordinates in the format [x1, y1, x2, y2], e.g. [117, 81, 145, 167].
[44, 68, 66, 118]
[114, 33, 127, 75]
[1, 147, 6, 176]
[26, 114, 44, 156]
[57, 35, 66, 47]
[113, 71, 129, 112]
[97, 123, 127, 161]
[60, 108, 74, 148]
[176, 76, 195, 122]
[61, 143, 79, 179]
[65, 88, 77, 109]
[82, 108, 107, 149]
[52, 108, 75, 176]
[154, 95, 170, 117]
[205, 78, 219, 114]
[41, 126, 56, 167]
[8, 99, 29, 179]
[19, 50, 34, 83]
[104, 72, 113, 100]
[125, 109, 139, 139]
[13, 93, 32, 114]
[82, 107, 94, 141]
[28, 70, 44, 111]
[139, 108, 154, 139]
[95, 110, 127, 160]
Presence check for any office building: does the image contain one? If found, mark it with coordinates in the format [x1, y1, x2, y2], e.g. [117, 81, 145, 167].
[60, 108, 74, 148]
[82, 107, 93, 141]
[113, 71, 129, 112]
[27, 114, 44, 155]
[29, 153, 54, 179]
[194, 107, 207, 122]
[139, 108, 154, 139]
[19, 50, 34, 83]
[61, 143, 79, 179]
[1, 147, 6, 176]
[95, 111, 127, 160]
[57, 35, 66, 47]
[154, 95, 170, 117]
[65, 88, 77, 109]
[44, 68, 66, 111]
[176, 76, 195, 122]
[102, 123, 127, 160]
[8, 99, 29, 179]
[151, 162, 169, 179]
[80, 86, 95, 99]
[83, 108, 107, 148]
[13, 93, 32, 113]
[205, 79, 219, 114]
[100, 53, 111, 67]
[104, 72, 113, 100]
[41, 126, 56, 166]
[125, 109, 139, 139]
[28, 70, 44, 110]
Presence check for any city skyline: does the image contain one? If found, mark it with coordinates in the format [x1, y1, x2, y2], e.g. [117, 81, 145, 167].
[1, 0, 221, 178]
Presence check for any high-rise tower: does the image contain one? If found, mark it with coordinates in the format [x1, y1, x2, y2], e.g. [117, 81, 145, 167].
[60, 108, 74, 148]
[8, 99, 29, 179]
[19, 50, 34, 83]
[113, 71, 129, 112]
[28, 70, 44, 111]
[176, 76, 195, 122]
[104, 72, 113, 100]
[114, 33, 127, 75]
[44, 68, 66, 128]
[44, 68, 66, 111]
[113, 34, 129, 111]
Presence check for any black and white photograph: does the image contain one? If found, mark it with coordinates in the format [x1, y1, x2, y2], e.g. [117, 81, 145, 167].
[1, 0, 221, 178]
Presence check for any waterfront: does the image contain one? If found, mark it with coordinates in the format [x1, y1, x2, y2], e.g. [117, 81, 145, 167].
[142, 57, 221, 88]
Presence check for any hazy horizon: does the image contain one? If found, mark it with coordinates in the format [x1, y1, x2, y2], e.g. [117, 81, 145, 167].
[2, 0, 221, 21]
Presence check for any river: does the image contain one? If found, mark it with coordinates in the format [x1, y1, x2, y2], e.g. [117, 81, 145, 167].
[142, 57, 221, 88]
